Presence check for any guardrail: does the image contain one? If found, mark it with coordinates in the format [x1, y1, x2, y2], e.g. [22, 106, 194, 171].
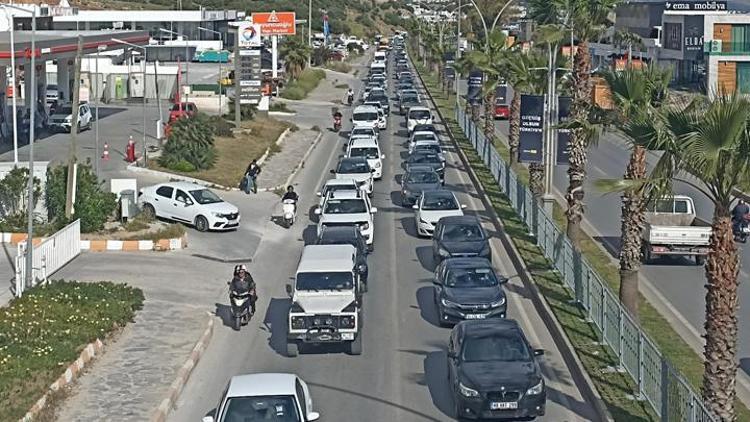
[454, 107, 714, 422]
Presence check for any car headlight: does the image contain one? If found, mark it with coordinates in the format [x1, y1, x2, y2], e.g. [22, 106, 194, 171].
[64, 116, 72, 122]
[458, 382, 480, 398]
[374, 162, 381, 168]
[291, 316, 306, 329]
[489, 297, 506, 308]
[526, 379, 544, 395]
[360, 222, 370, 231]
[441, 298, 458, 308]
[212, 212, 223, 217]
[340, 316, 356, 328]
[438, 247, 450, 257]
[419, 218, 429, 225]
[403, 189, 411, 196]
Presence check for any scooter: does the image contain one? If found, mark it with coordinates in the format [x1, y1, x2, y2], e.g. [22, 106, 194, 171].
[229, 288, 255, 331]
[347, 94, 354, 106]
[734, 215, 750, 243]
[282, 199, 297, 228]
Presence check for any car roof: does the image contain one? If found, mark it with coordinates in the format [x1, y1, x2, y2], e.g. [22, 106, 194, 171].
[324, 178, 357, 187]
[439, 215, 481, 225]
[443, 257, 493, 269]
[318, 225, 359, 242]
[423, 189, 456, 199]
[412, 131, 437, 137]
[408, 106, 430, 112]
[349, 138, 379, 148]
[457, 319, 523, 338]
[326, 189, 364, 200]
[298, 244, 356, 273]
[354, 105, 379, 113]
[155, 181, 206, 191]
[227, 373, 298, 398]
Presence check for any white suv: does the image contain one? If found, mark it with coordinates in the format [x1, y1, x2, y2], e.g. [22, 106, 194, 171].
[49, 103, 93, 132]
[352, 105, 380, 130]
[406, 106, 433, 135]
[138, 181, 240, 232]
[316, 178, 360, 207]
[331, 157, 374, 195]
[315, 189, 377, 247]
[347, 138, 385, 180]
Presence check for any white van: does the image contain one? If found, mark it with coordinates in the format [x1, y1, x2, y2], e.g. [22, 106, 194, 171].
[406, 106, 433, 135]
[370, 62, 386, 76]
[352, 105, 381, 130]
[347, 137, 385, 179]
[374, 51, 387, 64]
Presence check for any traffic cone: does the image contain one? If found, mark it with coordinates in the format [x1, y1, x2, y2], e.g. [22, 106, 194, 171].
[102, 143, 110, 161]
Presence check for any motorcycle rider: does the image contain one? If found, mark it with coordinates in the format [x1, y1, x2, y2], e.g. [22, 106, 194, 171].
[346, 88, 354, 105]
[282, 185, 299, 214]
[230, 264, 257, 315]
[732, 199, 750, 227]
[333, 108, 343, 130]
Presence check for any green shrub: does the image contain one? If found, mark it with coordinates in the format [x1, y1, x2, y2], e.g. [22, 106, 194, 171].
[167, 159, 197, 172]
[281, 68, 326, 100]
[224, 102, 255, 121]
[45, 162, 117, 233]
[0, 280, 144, 421]
[159, 113, 217, 171]
[207, 115, 235, 137]
[0, 167, 41, 229]
[280, 86, 306, 100]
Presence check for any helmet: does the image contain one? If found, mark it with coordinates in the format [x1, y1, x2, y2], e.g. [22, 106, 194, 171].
[287, 185, 294, 192]
[234, 264, 248, 275]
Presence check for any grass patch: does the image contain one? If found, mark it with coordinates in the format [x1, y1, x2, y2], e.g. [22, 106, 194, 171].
[122, 223, 185, 241]
[334, 83, 349, 89]
[280, 69, 326, 100]
[269, 102, 295, 113]
[417, 63, 750, 420]
[324, 61, 352, 74]
[150, 118, 290, 188]
[0, 281, 144, 421]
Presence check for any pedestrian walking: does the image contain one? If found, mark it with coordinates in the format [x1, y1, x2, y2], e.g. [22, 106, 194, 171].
[243, 159, 261, 194]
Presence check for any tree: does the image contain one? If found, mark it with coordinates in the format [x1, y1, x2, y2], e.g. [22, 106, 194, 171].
[281, 36, 312, 80]
[597, 64, 671, 320]
[159, 113, 217, 171]
[613, 30, 643, 66]
[0, 167, 41, 227]
[625, 95, 750, 421]
[46, 162, 117, 233]
[452, 55, 475, 115]
[504, 50, 547, 166]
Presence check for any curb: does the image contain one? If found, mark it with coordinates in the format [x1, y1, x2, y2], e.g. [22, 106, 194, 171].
[1, 233, 187, 251]
[20, 338, 105, 422]
[151, 314, 214, 422]
[268, 111, 297, 117]
[417, 67, 614, 422]
[259, 131, 324, 193]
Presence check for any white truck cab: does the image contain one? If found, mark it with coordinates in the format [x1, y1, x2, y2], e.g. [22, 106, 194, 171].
[286, 244, 366, 356]
[642, 195, 712, 265]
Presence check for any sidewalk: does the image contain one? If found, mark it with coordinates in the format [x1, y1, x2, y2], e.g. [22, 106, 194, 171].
[255, 129, 321, 191]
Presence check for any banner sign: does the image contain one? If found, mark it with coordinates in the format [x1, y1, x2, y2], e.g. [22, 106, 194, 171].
[238, 49, 262, 104]
[467, 70, 483, 105]
[683, 15, 704, 59]
[557, 96, 572, 165]
[664, 1, 726, 11]
[519, 94, 544, 163]
[238, 22, 262, 48]
[495, 85, 508, 104]
[444, 67, 456, 80]
[251, 11, 296, 36]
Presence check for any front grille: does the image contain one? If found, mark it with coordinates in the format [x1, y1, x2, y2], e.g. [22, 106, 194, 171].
[456, 302, 492, 311]
[487, 391, 521, 402]
[293, 314, 354, 329]
[221, 212, 239, 220]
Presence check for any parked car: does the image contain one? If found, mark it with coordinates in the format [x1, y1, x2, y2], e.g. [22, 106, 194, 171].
[202, 373, 320, 422]
[168, 102, 198, 123]
[48, 103, 92, 133]
[138, 181, 240, 232]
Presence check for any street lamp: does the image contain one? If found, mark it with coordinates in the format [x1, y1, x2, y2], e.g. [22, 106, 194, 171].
[111, 38, 148, 167]
[94, 44, 106, 179]
[198, 26, 224, 115]
[160, 28, 190, 105]
[1, 6, 19, 165]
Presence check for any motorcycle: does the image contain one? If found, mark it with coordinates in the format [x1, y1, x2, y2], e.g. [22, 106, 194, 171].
[282, 199, 297, 228]
[347, 94, 354, 106]
[733, 215, 750, 243]
[333, 115, 342, 132]
[229, 288, 255, 331]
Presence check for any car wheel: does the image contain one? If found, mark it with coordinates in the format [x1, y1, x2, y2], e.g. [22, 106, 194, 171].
[194, 215, 209, 232]
[142, 203, 156, 220]
[348, 334, 363, 355]
[286, 342, 299, 357]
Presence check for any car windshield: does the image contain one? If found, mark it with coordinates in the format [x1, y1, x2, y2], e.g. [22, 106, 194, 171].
[413, 134, 435, 142]
[352, 128, 373, 136]
[170, 104, 191, 111]
[409, 110, 431, 120]
[415, 145, 440, 154]
[423, 194, 458, 210]
[319, 234, 357, 247]
[338, 160, 370, 173]
[370, 96, 387, 103]
[189, 189, 223, 204]
[410, 154, 440, 164]
[402, 95, 418, 102]
[441, 224, 484, 241]
[406, 171, 439, 184]
[354, 112, 378, 121]
[296, 271, 354, 291]
[446, 267, 499, 287]
[324, 198, 367, 214]
[220, 395, 301, 422]
[349, 147, 380, 159]
[462, 334, 531, 362]
[324, 184, 355, 196]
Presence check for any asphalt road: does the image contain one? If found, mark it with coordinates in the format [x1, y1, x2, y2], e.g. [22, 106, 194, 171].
[169, 59, 597, 421]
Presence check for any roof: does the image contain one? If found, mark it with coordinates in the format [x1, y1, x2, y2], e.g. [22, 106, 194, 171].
[444, 257, 493, 269]
[158, 181, 208, 191]
[0, 30, 150, 64]
[408, 106, 431, 112]
[349, 138, 379, 148]
[297, 245, 356, 273]
[423, 189, 457, 199]
[325, 189, 363, 200]
[458, 319, 522, 336]
[226, 373, 297, 398]
[439, 215, 481, 225]
[323, 178, 357, 187]
[353, 105, 379, 112]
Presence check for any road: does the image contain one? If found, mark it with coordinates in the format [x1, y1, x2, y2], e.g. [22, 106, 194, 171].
[169, 58, 598, 421]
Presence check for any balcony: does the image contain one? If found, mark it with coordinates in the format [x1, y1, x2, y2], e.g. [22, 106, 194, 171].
[705, 40, 750, 55]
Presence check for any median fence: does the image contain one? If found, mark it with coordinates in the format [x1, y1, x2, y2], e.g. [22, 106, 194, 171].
[455, 107, 713, 422]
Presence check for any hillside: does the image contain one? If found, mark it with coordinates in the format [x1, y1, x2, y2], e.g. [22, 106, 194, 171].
[70, 0, 405, 38]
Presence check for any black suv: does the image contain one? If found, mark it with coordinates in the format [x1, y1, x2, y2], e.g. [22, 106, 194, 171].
[434, 258, 507, 326]
[316, 225, 369, 291]
[448, 319, 546, 420]
[432, 216, 491, 263]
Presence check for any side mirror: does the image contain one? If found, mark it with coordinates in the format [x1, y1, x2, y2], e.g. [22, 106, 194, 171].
[202, 417, 215, 422]
[533, 349, 545, 356]
[461, 204, 467, 209]
[371, 169, 376, 173]
[357, 263, 367, 273]
[316, 191, 322, 197]
[330, 169, 336, 174]
[500, 277, 509, 284]
[370, 207, 378, 214]
[381, 154, 386, 159]
[307, 412, 321, 421]
[447, 351, 456, 359]
[412, 204, 419, 210]
[285, 283, 293, 296]
[184, 202, 192, 207]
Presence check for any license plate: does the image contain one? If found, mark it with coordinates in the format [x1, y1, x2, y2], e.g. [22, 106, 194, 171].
[490, 402, 518, 410]
[465, 313, 486, 319]
[317, 334, 332, 341]
[341, 332, 354, 340]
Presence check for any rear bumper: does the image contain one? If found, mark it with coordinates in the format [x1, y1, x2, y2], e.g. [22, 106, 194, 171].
[646, 244, 708, 256]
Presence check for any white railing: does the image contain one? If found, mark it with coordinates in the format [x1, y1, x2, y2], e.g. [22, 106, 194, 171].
[14, 219, 81, 297]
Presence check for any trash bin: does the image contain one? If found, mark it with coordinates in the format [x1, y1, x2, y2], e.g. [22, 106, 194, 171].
[120, 189, 136, 222]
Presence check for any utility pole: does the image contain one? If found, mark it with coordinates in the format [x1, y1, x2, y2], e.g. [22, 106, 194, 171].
[234, 26, 241, 128]
[65, 35, 83, 219]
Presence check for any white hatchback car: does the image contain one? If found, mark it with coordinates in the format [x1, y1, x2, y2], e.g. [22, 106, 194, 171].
[203, 373, 320, 422]
[138, 181, 240, 232]
[413, 190, 466, 237]
[347, 137, 385, 179]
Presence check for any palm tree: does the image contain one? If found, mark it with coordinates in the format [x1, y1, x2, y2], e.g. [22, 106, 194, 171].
[452, 55, 475, 115]
[625, 95, 750, 421]
[281, 37, 312, 80]
[597, 64, 671, 320]
[469, 29, 511, 152]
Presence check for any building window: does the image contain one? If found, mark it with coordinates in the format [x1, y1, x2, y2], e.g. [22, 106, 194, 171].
[737, 62, 750, 94]
[732, 25, 750, 53]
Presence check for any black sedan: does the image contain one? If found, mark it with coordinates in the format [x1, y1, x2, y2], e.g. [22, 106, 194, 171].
[401, 165, 442, 206]
[406, 151, 445, 181]
[317, 225, 369, 291]
[434, 258, 507, 326]
[432, 216, 491, 263]
[448, 319, 546, 420]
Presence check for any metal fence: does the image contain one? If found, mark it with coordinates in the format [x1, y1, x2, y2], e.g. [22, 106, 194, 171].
[454, 107, 714, 422]
[15, 219, 81, 297]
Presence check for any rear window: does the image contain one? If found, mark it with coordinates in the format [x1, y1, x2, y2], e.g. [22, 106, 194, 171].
[409, 110, 431, 120]
[354, 112, 378, 121]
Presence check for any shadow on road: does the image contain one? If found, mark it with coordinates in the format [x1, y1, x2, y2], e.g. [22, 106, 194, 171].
[423, 349, 455, 419]
[263, 297, 291, 357]
[214, 302, 234, 329]
[415, 246, 436, 272]
[416, 286, 443, 328]
[302, 224, 319, 245]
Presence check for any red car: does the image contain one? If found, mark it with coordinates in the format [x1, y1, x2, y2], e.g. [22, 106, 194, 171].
[494, 85, 510, 120]
[494, 101, 510, 119]
[168, 102, 198, 123]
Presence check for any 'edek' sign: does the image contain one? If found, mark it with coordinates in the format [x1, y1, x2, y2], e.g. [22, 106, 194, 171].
[664, 1, 727, 11]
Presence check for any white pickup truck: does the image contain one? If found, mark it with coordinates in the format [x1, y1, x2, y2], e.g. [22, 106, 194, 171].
[641, 195, 711, 265]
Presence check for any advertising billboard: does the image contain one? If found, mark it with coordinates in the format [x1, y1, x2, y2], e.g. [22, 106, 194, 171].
[467, 70, 483, 105]
[557, 96, 572, 165]
[251, 11, 296, 36]
[519, 94, 544, 163]
[237, 22, 262, 48]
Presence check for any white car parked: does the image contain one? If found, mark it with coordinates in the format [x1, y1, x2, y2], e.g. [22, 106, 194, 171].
[202, 373, 320, 422]
[316, 189, 377, 246]
[413, 190, 466, 237]
[49, 103, 93, 132]
[347, 137, 385, 179]
[138, 181, 240, 232]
